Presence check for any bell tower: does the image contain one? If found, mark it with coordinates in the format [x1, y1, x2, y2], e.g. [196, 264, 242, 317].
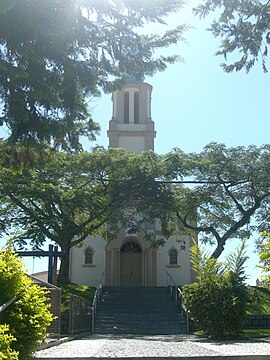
[107, 80, 156, 153]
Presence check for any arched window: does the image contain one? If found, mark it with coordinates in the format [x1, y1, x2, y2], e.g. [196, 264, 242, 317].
[134, 92, 139, 124]
[121, 241, 142, 253]
[124, 92, 129, 123]
[84, 247, 94, 265]
[169, 248, 178, 265]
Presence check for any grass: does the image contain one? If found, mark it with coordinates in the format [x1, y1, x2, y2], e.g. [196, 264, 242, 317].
[194, 329, 270, 339]
[242, 329, 270, 338]
[60, 283, 96, 314]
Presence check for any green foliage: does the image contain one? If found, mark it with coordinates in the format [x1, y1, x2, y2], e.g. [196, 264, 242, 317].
[0, 147, 173, 283]
[60, 284, 96, 314]
[0, 0, 187, 150]
[242, 329, 270, 338]
[0, 325, 18, 360]
[257, 232, 270, 286]
[247, 286, 270, 314]
[194, 0, 270, 72]
[165, 143, 270, 259]
[183, 242, 248, 337]
[0, 243, 53, 360]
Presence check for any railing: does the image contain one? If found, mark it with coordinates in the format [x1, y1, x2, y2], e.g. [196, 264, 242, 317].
[166, 271, 189, 333]
[91, 272, 104, 334]
[0, 296, 16, 314]
[69, 294, 92, 335]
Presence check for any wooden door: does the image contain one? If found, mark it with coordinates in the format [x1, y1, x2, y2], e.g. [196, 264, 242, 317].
[120, 252, 142, 286]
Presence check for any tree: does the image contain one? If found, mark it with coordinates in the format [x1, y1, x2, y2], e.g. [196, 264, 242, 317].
[0, 0, 188, 150]
[257, 232, 270, 286]
[0, 147, 172, 284]
[194, 0, 270, 72]
[183, 241, 248, 337]
[0, 243, 53, 359]
[165, 143, 270, 258]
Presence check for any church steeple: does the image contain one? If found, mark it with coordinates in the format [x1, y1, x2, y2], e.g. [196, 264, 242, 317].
[107, 81, 156, 153]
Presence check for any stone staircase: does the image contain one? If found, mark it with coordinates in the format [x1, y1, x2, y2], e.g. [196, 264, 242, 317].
[94, 286, 187, 335]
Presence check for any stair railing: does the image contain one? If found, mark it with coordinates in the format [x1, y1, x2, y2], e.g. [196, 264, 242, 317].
[0, 296, 16, 314]
[91, 272, 104, 334]
[166, 271, 189, 334]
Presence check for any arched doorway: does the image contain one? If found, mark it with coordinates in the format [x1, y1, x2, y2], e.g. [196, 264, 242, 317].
[120, 241, 142, 286]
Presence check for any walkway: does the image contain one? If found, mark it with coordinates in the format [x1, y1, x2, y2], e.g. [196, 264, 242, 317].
[34, 334, 270, 360]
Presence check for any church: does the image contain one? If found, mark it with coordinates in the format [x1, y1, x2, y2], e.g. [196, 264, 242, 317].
[69, 79, 195, 287]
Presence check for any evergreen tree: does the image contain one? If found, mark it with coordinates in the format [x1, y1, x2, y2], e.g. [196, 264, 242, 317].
[0, 0, 187, 150]
[194, 0, 270, 72]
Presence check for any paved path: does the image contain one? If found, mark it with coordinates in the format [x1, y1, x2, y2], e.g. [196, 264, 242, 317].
[34, 334, 270, 359]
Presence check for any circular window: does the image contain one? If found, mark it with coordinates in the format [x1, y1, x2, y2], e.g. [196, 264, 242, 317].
[120, 241, 142, 253]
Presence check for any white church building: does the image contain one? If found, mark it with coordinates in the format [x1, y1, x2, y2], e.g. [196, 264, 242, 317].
[69, 80, 195, 287]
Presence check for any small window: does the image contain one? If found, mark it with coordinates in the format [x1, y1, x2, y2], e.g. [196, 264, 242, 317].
[124, 92, 129, 123]
[134, 92, 139, 124]
[85, 247, 94, 265]
[169, 248, 178, 265]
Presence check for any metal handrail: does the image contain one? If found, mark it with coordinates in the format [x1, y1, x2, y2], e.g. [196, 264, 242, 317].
[166, 271, 189, 334]
[91, 272, 104, 334]
[0, 296, 16, 314]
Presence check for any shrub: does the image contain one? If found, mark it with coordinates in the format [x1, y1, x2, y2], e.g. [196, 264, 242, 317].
[0, 324, 18, 360]
[247, 286, 270, 314]
[0, 243, 54, 359]
[183, 241, 248, 338]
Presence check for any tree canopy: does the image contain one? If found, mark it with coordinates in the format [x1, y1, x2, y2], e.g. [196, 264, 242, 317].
[194, 0, 270, 72]
[0, 147, 172, 284]
[1, 142, 269, 282]
[165, 143, 270, 258]
[0, 0, 187, 150]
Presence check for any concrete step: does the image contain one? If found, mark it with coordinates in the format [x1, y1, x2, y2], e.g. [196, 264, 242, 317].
[94, 286, 186, 335]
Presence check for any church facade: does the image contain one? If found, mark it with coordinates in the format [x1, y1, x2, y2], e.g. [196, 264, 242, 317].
[69, 80, 195, 287]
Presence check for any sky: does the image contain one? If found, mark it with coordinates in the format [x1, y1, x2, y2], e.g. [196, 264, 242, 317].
[7, 1, 270, 284]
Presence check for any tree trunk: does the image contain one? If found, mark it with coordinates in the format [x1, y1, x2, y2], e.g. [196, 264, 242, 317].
[211, 240, 225, 259]
[57, 249, 71, 285]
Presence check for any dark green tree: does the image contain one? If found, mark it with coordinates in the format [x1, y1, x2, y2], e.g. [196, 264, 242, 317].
[0, 148, 172, 284]
[194, 0, 270, 72]
[165, 143, 270, 258]
[0, 0, 188, 150]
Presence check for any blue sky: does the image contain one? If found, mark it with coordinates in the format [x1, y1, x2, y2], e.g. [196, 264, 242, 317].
[9, 1, 270, 284]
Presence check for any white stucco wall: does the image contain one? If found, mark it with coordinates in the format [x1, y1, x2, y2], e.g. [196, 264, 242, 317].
[31, 271, 49, 282]
[70, 235, 106, 286]
[156, 235, 193, 286]
[70, 233, 193, 287]
[118, 136, 145, 153]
